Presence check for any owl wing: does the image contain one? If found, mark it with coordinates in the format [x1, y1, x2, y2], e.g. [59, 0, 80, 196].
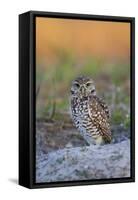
[94, 96, 110, 119]
[88, 96, 111, 143]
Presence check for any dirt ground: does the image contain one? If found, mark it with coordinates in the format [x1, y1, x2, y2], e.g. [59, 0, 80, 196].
[36, 114, 130, 155]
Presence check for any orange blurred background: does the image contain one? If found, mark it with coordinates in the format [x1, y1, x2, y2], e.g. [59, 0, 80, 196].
[36, 17, 131, 123]
[36, 17, 130, 65]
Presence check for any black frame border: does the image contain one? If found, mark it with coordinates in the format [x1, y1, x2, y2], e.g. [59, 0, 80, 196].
[19, 11, 135, 189]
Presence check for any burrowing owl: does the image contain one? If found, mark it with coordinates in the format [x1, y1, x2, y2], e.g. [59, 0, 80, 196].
[70, 76, 111, 145]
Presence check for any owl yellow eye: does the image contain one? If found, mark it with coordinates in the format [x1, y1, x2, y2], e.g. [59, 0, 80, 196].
[86, 82, 92, 87]
[74, 83, 80, 88]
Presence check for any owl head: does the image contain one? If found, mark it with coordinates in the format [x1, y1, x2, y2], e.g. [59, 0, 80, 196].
[71, 76, 96, 98]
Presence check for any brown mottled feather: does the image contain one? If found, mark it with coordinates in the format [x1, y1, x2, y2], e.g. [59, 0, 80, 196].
[94, 96, 110, 119]
[88, 96, 111, 143]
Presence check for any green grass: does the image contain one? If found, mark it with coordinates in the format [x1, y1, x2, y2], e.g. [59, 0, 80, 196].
[36, 53, 130, 128]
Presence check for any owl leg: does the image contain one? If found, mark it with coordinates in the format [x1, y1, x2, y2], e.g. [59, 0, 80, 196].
[82, 133, 96, 146]
[86, 133, 104, 145]
[95, 136, 104, 145]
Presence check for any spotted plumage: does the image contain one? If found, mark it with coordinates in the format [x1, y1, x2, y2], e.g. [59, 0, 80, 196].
[70, 76, 111, 145]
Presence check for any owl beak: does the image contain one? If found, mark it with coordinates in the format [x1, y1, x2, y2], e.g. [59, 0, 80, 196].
[80, 86, 86, 96]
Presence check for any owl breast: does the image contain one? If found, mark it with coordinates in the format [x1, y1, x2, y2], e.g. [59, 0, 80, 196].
[71, 97, 92, 139]
[73, 99, 88, 129]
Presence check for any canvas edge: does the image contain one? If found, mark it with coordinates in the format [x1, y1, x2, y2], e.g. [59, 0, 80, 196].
[19, 12, 33, 188]
[19, 10, 135, 189]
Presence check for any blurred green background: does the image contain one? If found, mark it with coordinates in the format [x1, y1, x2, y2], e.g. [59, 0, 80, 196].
[36, 17, 130, 129]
